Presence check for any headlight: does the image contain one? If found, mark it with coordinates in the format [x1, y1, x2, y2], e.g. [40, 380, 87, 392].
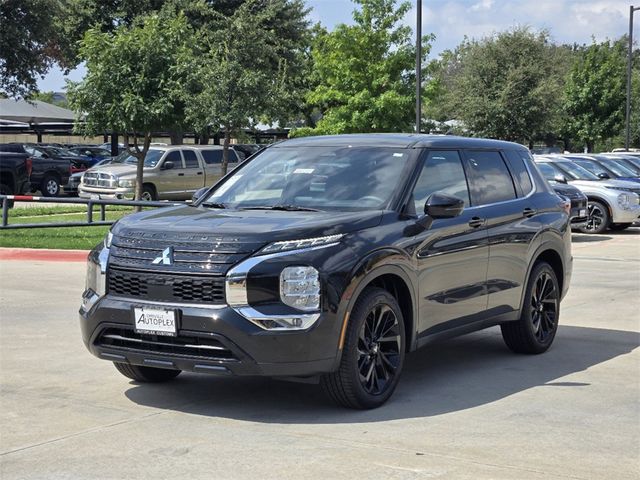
[617, 193, 638, 209]
[104, 231, 113, 249]
[118, 179, 135, 188]
[260, 234, 343, 255]
[82, 240, 109, 312]
[280, 266, 320, 311]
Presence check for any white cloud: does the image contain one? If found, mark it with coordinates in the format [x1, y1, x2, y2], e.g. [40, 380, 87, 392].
[470, 0, 495, 12]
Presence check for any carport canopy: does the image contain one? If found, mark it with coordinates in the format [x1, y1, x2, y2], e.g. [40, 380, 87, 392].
[0, 99, 76, 124]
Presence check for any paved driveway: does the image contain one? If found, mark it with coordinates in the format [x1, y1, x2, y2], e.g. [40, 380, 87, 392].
[1, 230, 638, 479]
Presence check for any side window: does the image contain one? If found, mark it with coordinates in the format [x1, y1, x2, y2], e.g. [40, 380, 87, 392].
[504, 150, 534, 196]
[536, 162, 558, 181]
[182, 150, 199, 168]
[202, 150, 223, 165]
[164, 151, 183, 169]
[464, 150, 517, 205]
[412, 151, 471, 212]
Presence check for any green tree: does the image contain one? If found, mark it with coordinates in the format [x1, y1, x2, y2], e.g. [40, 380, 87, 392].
[292, 0, 430, 136]
[428, 28, 567, 144]
[564, 38, 629, 152]
[0, 0, 67, 98]
[181, 0, 309, 174]
[67, 14, 193, 202]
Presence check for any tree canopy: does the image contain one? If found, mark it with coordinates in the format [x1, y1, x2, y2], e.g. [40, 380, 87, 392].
[292, 0, 431, 136]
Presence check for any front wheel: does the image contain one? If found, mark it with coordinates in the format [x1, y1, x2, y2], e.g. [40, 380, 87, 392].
[113, 362, 181, 382]
[141, 185, 157, 201]
[321, 287, 405, 409]
[578, 201, 609, 234]
[501, 262, 559, 354]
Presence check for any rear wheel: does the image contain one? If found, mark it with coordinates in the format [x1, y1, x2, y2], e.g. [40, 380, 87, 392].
[578, 200, 609, 234]
[609, 223, 631, 231]
[41, 175, 61, 197]
[321, 287, 405, 409]
[501, 262, 559, 354]
[113, 362, 181, 382]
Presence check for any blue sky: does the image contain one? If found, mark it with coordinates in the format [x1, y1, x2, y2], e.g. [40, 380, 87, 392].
[39, 0, 634, 91]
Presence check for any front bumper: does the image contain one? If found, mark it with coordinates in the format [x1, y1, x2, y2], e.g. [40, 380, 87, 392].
[79, 186, 134, 200]
[610, 204, 640, 224]
[80, 295, 341, 377]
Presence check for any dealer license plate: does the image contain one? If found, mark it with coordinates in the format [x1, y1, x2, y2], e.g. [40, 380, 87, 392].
[579, 209, 587, 218]
[133, 307, 177, 336]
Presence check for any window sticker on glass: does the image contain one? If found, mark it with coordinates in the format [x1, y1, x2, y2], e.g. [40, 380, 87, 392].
[393, 153, 404, 157]
[294, 168, 315, 174]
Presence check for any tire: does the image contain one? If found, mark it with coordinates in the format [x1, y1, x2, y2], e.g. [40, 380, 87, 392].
[501, 262, 560, 354]
[113, 362, 181, 382]
[609, 223, 631, 231]
[0, 183, 14, 208]
[141, 185, 157, 201]
[41, 175, 61, 197]
[320, 287, 405, 409]
[578, 200, 609, 234]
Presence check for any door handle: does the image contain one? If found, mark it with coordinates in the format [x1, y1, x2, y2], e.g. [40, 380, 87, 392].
[177, 173, 184, 177]
[468, 217, 485, 228]
[523, 207, 537, 218]
[196, 171, 203, 175]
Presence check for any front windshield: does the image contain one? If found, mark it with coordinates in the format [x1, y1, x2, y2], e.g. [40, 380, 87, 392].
[203, 146, 413, 211]
[554, 161, 600, 181]
[598, 159, 636, 176]
[109, 149, 164, 167]
[573, 159, 612, 177]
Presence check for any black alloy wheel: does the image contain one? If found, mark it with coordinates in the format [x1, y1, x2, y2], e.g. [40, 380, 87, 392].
[321, 287, 405, 409]
[579, 201, 609, 234]
[529, 271, 558, 344]
[357, 303, 402, 395]
[501, 262, 560, 354]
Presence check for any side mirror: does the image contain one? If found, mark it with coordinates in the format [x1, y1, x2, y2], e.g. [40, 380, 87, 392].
[554, 174, 568, 184]
[192, 187, 208, 203]
[162, 161, 174, 170]
[597, 172, 610, 179]
[424, 192, 465, 219]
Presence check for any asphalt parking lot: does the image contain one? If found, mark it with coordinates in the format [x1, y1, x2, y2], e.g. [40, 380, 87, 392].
[1, 230, 639, 480]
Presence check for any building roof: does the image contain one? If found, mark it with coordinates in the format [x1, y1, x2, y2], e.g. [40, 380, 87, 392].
[0, 99, 76, 124]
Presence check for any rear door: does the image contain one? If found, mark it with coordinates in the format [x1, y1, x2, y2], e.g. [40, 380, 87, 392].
[462, 149, 539, 316]
[180, 149, 205, 193]
[412, 150, 490, 338]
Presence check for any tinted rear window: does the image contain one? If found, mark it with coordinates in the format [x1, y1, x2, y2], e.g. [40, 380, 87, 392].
[183, 150, 199, 168]
[202, 150, 223, 165]
[464, 151, 517, 205]
[505, 150, 534, 196]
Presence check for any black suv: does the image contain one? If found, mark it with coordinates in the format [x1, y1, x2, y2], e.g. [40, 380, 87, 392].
[80, 134, 572, 409]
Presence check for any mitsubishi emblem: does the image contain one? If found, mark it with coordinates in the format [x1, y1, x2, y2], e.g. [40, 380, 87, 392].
[152, 247, 174, 265]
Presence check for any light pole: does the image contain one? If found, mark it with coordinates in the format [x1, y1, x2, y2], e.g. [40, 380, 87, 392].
[416, 0, 422, 133]
[626, 5, 640, 150]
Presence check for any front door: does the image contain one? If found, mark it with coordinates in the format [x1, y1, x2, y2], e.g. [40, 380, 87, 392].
[410, 150, 490, 338]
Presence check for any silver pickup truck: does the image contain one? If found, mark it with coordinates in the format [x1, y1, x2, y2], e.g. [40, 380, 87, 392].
[78, 145, 240, 200]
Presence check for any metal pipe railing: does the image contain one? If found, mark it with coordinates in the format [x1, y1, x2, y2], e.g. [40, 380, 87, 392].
[0, 195, 185, 229]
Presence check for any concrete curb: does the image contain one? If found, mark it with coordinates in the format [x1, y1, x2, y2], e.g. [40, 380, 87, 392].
[0, 248, 89, 262]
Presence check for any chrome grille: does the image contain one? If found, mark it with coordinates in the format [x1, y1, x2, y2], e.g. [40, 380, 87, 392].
[82, 171, 117, 188]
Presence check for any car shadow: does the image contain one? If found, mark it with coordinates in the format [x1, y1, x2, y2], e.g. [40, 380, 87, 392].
[571, 234, 612, 243]
[124, 325, 639, 424]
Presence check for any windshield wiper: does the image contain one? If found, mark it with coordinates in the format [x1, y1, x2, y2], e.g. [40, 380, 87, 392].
[200, 202, 227, 209]
[240, 204, 321, 212]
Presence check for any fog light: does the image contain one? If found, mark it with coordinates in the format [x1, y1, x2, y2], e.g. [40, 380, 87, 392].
[280, 266, 320, 311]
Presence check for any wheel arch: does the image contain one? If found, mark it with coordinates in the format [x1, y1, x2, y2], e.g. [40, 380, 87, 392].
[518, 244, 565, 315]
[142, 182, 158, 199]
[336, 249, 418, 361]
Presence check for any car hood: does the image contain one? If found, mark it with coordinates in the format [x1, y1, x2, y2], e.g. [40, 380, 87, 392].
[112, 205, 384, 244]
[87, 164, 140, 177]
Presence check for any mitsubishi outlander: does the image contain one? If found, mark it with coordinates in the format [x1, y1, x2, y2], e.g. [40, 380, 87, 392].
[80, 134, 572, 409]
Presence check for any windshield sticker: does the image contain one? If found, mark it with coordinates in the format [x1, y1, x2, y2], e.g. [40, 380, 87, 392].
[293, 168, 315, 174]
[393, 153, 404, 157]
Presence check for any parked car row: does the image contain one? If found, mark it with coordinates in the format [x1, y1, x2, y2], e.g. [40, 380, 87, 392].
[534, 154, 640, 233]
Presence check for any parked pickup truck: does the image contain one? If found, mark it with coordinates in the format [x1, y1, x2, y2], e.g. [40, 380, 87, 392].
[0, 145, 33, 204]
[79, 145, 240, 201]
